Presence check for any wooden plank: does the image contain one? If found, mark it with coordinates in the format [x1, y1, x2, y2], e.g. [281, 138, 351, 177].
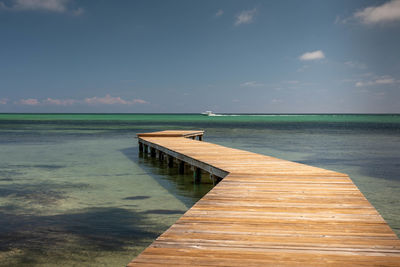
[137, 130, 204, 138]
[129, 131, 400, 266]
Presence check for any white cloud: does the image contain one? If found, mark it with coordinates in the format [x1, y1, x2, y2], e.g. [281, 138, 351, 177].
[375, 77, 396, 84]
[299, 50, 325, 61]
[240, 81, 264, 87]
[0, 0, 84, 15]
[85, 95, 131, 105]
[235, 8, 257, 26]
[0, 98, 8, 104]
[355, 75, 398, 87]
[17, 97, 77, 106]
[43, 98, 77, 105]
[18, 98, 40, 105]
[85, 95, 148, 105]
[12, 95, 148, 106]
[355, 81, 364, 87]
[354, 0, 400, 24]
[132, 99, 148, 104]
[215, 9, 224, 17]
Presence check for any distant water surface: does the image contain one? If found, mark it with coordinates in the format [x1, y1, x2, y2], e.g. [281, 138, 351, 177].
[0, 113, 399, 266]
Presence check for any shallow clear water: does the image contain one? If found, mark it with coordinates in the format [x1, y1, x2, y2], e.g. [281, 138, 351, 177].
[0, 114, 399, 266]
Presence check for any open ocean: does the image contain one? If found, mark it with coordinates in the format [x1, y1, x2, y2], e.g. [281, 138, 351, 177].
[0, 113, 399, 266]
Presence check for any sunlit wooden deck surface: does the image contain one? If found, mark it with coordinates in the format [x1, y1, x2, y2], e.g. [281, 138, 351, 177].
[129, 131, 400, 266]
[137, 130, 204, 138]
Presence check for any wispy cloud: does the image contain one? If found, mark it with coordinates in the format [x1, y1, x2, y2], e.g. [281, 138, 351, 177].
[0, 0, 84, 15]
[271, 98, 283, 104]
[355, 75, 398, 87]
[344, 61, 367, 69]
[85, 94, 148, 105]
[215, 9, 224, 17]
[43, 98, 77, 105]
[240, 81, 264, 87]
[299, 50, 325, 61]
[354, 0, 400, 25]
[17, 97, 77, 106]
[355, 81, 364, 87]
[132, 99, 148, 104]
[0, 98, 8, 104]
[283, 80, 299, 84]
[18, 98, 40, 105]
[85, 95, 130, 105]
[297, 64, 310, 72]
[340, 78, 358, 83]
[375, 77, 397, 84]
[14, 95, 148, 106]
[235, 8, 257, 26]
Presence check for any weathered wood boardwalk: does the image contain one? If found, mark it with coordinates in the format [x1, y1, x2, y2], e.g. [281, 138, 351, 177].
[128, 130, 400, 266]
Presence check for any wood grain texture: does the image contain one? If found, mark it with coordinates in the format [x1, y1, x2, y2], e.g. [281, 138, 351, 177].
[128, 131, 400, 266]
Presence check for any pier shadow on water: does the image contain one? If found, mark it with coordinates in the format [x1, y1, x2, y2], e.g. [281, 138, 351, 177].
[120, 146, 214, 209]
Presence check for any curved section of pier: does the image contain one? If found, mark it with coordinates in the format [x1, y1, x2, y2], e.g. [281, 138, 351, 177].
[129, 130, 400, 266]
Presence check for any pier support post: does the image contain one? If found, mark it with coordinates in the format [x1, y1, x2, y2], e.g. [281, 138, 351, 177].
[158, 151, 164, 162]
[168, 156, 174, 168]
[194, 167, 201, 184]
[198, 135, 202, 141]
[150, 147, 156, 158]
[178, 160, 185, 174]
[139, 142, 144, 152]
[144, 144, 148, 153]
[210, 174, 223, 186]
[210, 174, 216, 185]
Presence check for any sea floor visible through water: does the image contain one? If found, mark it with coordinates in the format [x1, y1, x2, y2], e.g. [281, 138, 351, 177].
[0, 114, 399, 266]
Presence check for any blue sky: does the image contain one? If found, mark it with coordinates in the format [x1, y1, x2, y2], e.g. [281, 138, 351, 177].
[0, 0, 399, 113]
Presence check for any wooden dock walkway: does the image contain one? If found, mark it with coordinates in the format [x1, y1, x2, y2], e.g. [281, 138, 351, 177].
[128, 130, 400, 266]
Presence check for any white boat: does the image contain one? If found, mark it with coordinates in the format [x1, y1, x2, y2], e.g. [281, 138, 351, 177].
[201, 111, 216, 116]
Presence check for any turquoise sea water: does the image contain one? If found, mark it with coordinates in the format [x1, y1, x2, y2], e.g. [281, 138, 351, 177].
[0, 113, 399, 266]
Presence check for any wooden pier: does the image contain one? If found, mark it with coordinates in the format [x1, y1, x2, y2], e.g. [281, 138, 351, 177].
[128, 130, 400, 266]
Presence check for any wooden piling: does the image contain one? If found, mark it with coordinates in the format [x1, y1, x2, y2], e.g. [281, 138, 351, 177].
[138, 142, 143, 152]
[210, 174, 222, 186]
[158, 151, 164, 161]
[168, 155, 174, 168]
[178, 160, 185, 174]
[193, 167, 201, 184]
[150, 147, 156, 158]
